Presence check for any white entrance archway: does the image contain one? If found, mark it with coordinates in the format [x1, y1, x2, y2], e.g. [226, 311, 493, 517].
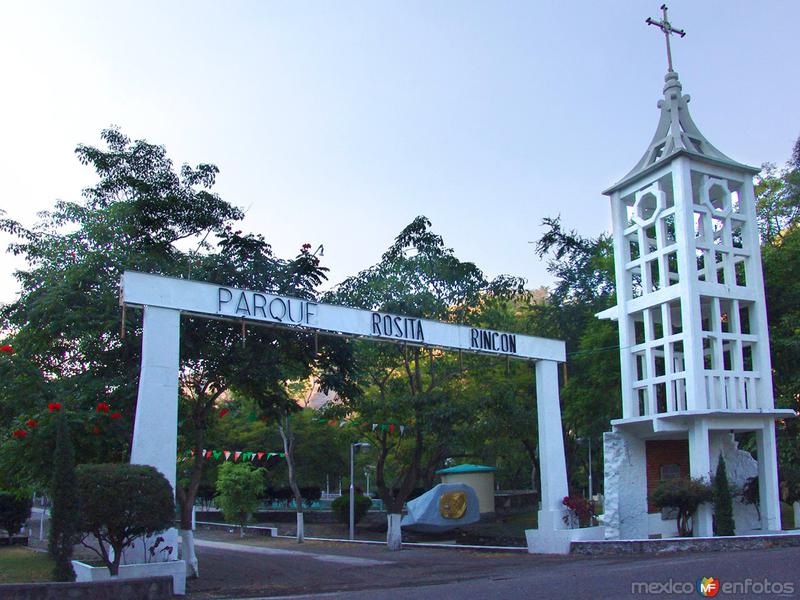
[120, 270, 582, 571]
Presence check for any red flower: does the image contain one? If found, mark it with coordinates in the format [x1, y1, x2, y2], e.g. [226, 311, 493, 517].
[25, 419, 37, 428]
[12, 429, 27, 438]
[110, 412, 122, 420]
[96, 402, 110, 413]
[0, 345, 12, 353]
[48, 403, 61, 412]
[219, 408, 229, 418]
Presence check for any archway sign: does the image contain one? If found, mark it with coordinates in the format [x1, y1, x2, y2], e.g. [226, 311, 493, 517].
[121, 271, 573, 559]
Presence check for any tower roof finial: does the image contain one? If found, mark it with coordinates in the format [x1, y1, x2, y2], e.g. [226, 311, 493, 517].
[646, 4, 686, 73]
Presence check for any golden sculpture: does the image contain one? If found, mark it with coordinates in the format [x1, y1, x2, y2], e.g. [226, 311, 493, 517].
[439, 491, 468, 519]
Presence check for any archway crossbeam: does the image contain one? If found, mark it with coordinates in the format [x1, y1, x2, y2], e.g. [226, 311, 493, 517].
[121, 271, 565, 362]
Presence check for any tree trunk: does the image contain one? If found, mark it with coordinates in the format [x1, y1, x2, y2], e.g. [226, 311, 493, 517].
[386, 513, 402, 550]
[180, 529, 198, 577]
[110, 545, 122, 576]
[296, 512, 305, 542]
[176, 433, 205, 578]
[279, 413, 305, 543]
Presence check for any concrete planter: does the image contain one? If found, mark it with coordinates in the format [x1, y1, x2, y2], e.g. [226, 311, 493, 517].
[72, 559, 186, 595]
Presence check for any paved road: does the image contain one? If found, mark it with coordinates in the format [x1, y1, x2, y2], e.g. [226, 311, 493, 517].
[185, 535, 800, 599]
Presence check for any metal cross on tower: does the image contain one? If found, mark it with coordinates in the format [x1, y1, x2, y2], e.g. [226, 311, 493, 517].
[646, 4, 686, 73]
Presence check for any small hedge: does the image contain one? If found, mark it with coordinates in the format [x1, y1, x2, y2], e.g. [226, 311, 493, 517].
[331, 493, 372, 525]
[76, 463, 175, 575]
[650, 477, 712, 537]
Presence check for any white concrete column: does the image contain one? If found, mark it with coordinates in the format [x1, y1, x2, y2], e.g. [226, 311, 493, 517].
[609, 191, 635, 418]
[129, 305, 181, 562]
[688, 419, 713, 536]
[756, 421, 782, 532]
[672, 157, 707, 410]
[536, 360, 569, 530]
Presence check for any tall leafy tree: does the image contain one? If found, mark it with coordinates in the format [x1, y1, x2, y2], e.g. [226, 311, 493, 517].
[532, 216, 619, 493]
[327, 216, 524, 549]
[757, 135, 800, 479]
[0, 128, 355, 575]
[48, 412, 79, 582]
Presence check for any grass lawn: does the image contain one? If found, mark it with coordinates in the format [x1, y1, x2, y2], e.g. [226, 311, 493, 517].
[453, 511, 538, 546]
[0, 546, 54, 584]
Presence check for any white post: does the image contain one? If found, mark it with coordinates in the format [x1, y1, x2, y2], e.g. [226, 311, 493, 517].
[349, 443, 355, 541]
[756, 421, 782, 531]
[130, 305, 181, 562]
[535, 360, 569, 531]
[688, 420, 713, 536]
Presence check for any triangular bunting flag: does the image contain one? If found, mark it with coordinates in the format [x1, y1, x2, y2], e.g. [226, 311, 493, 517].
[339, 420, 347, 428]
[372, 424, 378, 431]
[389, 424, 396, 433]
[257, 452, 265, 460]
[234, 451, 242, 461]
[400, 425, 406, 435]
[213, 451, 222, 459]
[223, 450, 231, 460]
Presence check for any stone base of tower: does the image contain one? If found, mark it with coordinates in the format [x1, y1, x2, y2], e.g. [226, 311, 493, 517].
[602, 412, 789, 540]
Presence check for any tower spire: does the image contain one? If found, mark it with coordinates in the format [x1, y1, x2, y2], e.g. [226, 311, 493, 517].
[646, 4, 686, 72]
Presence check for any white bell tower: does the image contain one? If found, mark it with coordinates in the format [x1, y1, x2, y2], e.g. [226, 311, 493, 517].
[599, 6, 793, 539]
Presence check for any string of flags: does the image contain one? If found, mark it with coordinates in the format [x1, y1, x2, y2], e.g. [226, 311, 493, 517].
[177, 449, 285, 463]
[316, 418, 408, 435]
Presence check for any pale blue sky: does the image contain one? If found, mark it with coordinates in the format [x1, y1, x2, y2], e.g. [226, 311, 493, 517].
[1, 1, 798, 304]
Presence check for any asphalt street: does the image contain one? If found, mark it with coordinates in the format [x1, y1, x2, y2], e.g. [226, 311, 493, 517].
[184, 535, 800, 600]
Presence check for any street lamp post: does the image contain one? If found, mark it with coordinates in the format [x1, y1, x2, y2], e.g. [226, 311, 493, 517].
[350, 442, 370, 540]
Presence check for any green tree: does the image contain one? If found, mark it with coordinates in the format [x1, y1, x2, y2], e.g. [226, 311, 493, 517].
[48, 412, 80, 581]
[712, 455, 735, 536]
[0, 129, 356, 576]
[76, 463, 175, 576]
[328, 216, 524, 549]
[649, 477, 712, 537]
[756, 136, 800, 489]
[532, 216, 619, 493]
[214, 462, 265, 537]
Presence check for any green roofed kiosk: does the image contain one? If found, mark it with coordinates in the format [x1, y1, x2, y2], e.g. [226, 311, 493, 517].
[437, 464, 496, 514]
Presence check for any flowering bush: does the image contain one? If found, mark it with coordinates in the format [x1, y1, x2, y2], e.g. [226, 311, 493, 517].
[562, 494, 596, 528]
